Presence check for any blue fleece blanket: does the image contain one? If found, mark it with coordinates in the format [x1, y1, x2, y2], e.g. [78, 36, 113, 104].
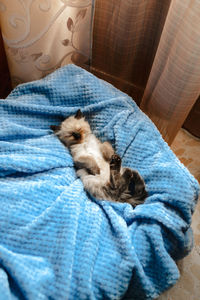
[0, 65, 199, 300]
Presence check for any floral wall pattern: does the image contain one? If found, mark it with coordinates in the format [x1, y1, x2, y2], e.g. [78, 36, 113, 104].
[0, 0, 94, 87]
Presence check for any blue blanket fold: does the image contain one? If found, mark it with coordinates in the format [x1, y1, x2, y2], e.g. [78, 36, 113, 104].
[0, 64, 199, 300]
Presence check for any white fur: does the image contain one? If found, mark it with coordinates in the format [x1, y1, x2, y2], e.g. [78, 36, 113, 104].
[58, 115, 111, 200]
[71, 134, 110, 181]
[71, 134, 110, 200]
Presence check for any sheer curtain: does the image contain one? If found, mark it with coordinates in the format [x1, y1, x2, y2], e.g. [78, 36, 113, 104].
[0, 0, 94, 87]
[92, 0, 200, 145]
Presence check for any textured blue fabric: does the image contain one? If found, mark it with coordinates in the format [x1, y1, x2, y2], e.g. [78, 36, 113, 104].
[0, 64, 199, 300]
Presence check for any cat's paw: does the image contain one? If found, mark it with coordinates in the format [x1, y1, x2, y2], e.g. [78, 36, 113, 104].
[89, 165, 100, 175]
[122, 168, 133, 180]
[129, 170, 148, 201]
[110, 154, 121, 170]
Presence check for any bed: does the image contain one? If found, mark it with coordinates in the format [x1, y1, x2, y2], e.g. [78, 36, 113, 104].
[0, 64, 199, 300]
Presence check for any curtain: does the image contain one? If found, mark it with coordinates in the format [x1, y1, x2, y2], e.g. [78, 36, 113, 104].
[0, 0, 94, 87]
[92, 0, 200, 145]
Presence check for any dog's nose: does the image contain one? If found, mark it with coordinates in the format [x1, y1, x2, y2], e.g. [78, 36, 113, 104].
[72, 132, 81, 140]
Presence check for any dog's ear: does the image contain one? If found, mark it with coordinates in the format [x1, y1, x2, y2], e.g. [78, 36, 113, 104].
[75, 109, 84, 119]
[50, 125, 61, 132]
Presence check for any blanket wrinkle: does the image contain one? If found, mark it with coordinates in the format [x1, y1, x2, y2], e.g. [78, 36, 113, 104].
[0, 245, 55, 299]
[128, 223, 180, 300]
[0, 64, 199, 300]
